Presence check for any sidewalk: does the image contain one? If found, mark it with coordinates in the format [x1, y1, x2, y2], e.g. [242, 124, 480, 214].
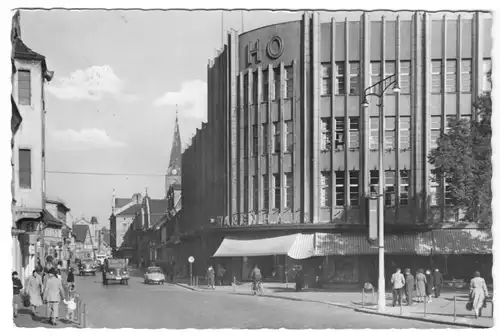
[173, 278, 494, 328]
[14, 303, 80, 328]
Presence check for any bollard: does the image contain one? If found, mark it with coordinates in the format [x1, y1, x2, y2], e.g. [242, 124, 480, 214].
[83, 303, 87, 328]
[233, 277, 236, 292]
[453, 296, 457, 322]
[372, 288, 375, 304]
[492, 299, 494, 318]
[400, 302, 403, 315]
[424, 296, 427, 318]
[362, 289, 365, 308]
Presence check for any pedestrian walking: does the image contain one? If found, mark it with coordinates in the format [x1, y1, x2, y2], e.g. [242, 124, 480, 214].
[390, 268, 405, 307]
[425, 269, 434, 302]
[25, 270, 43, 317]
[207, 265, 215, 289]
[415, 269, 427, 303]
[294, 268, 305, 292]
[404, 268, 415, 306]
[433, 268, 443, 298]
[217, 264, 226, 286]
[468, 271, 489, 318]
[12, 271, 23, 318]
[42, 268, 65, 325]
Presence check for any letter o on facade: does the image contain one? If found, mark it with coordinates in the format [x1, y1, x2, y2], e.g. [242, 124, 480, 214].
[266, 36, 284, 60]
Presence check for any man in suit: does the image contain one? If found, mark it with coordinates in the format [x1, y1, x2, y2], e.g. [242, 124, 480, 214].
[43, 268, 65, 325]
[404, 268, 415, 306]
[433, 268, 444, 298]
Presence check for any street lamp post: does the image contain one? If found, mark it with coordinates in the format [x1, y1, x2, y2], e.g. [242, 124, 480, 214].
[361, 73, 400, 312]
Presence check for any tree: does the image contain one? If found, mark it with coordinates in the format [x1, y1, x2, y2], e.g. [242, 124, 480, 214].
[428, 84, 492, 225]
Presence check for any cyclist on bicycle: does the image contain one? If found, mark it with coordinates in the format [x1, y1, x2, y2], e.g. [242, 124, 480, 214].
[250, 264, 262, 294]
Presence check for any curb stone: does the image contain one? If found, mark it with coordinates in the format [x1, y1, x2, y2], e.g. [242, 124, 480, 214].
[354, 308, 491, 329]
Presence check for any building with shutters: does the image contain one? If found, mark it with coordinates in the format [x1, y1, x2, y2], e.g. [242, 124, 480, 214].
[180, 11, 493, 287]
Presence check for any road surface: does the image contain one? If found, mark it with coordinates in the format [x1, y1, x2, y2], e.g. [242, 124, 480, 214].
[74, 273, 459, 329]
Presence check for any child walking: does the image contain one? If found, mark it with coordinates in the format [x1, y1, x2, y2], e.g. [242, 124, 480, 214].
[64, 292, 78, 321]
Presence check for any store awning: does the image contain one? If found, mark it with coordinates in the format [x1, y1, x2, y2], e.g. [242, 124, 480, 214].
[213, 234, 313, 259]
[432, 229, 492, 254]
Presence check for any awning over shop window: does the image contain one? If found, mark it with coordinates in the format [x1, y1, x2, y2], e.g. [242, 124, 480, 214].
[432, 229, 492, 254]
[213, 234, 313, 259]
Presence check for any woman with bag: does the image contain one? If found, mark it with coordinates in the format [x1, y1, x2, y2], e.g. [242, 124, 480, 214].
[468, 271, 489, 318]
[26, 270, 43, 317]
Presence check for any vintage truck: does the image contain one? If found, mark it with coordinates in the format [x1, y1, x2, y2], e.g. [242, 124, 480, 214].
[102, 258, 129, 285]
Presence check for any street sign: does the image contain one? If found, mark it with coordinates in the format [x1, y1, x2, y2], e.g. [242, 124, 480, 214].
[188, 256, 195, 263]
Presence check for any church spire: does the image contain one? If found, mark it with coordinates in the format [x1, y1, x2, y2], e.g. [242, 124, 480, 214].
[165, 106, 182, 195]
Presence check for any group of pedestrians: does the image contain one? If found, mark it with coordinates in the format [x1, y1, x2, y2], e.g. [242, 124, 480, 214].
[390, 268, 444, 307]
[12, 265, 79, 326]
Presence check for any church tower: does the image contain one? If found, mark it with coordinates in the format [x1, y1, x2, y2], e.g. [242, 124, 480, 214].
[165, 107, 182, 196]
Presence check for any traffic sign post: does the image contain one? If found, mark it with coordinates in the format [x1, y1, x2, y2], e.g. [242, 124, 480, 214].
[188, 256, 194, 286]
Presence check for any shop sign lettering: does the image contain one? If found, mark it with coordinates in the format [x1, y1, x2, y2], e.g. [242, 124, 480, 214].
[215, 210, 302, 227]
[247, 35, 284, 65]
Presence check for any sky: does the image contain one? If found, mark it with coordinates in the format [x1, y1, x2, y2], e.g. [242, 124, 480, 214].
[18, 9, 482, 227]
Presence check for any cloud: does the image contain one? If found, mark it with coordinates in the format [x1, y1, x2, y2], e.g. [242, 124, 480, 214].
[154, 80, 207, 120]
[51, 128, 126, 151]
[47, 65, 137, 101]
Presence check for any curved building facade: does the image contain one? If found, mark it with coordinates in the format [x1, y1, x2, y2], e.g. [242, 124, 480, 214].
[179, 11, 493, 284]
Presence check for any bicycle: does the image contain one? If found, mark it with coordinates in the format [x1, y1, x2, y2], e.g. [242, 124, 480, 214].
[252, 281, 264, 296]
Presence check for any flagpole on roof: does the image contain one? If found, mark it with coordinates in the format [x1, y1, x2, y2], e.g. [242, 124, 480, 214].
[241, 10, 244, 33]
[221, 10, 224, 46]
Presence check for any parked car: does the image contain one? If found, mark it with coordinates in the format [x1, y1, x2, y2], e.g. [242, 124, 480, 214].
[79, 259, 96, 276]
[144, 267, 165, 285]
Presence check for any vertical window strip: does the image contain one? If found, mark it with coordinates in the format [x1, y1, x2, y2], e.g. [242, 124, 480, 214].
[252, 71, 258, 103]
[253, 176, 258, 212]
[399, 170, 410, 205]
[370, 62, 381, 94]
[18, 70, 31, 106]
[335, 117, 345, 150]
[335, 171, 345, 206]
[244, 126, 249, 157]
[385, 117, 396, 150]
[262, 123, 268, 154]
[461, 59, 472, 92]
[285, 121, 294, 152]
[385, 61, 396, 91]
[430, 116, 441, 149]
[263, 174, 269, 210]
[19, 148, 31, 189]
[431, 60, 442, 93]
[273, 122, 281, 153]
[273, 67, 281, 100]
[320, 117, 332, 151]
[273, 174, 281, 209]
[369, 170, 379, 195]
[349, 171, 359, 206]
[284, 173, 293, 209]
[349, 62, 360, 95]
[335, 62, 345, 95]
[320, 171, 332, 207]
[243, 74, 249, 105]
[321, 63, 332, 95]
[429, 173, 440, 206]
[262, 70, 269, 102]
[385, 170, 396, 206]
[446, 60, 457, 93]
[284, 66, 293, 99]
[399, 117, 411, 150]
[349, 117, 360, 149]
[252, 125, 258, 156]
[400, 61, 411, 94]
[369, 117, 379, 150]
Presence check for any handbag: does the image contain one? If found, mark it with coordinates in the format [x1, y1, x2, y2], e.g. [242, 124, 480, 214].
[482, 299, 487, 309]
[465, 301, 473, 311]
[22, 293, 31, 308]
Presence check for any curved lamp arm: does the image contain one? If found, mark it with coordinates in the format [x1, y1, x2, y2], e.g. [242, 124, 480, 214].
[362, 74, 400, 106]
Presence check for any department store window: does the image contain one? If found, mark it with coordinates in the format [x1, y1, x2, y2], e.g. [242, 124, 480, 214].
[385, 117, 396, 150]
[320, 171, 331, 207]
[430, 116, 441, 149]
[335, 171, 345, 206]
[385, 61, 396, 91]
[284, 66, 293, 99]
[321, 63, 332, 95]
[370, 62, 381, 94]
[369, 117, 379, 150]
[335, 62, 345, 94]
[431, 60, 442, 93]
[446, 60, 457, 93]
[385, 170, 396, 206]
[349, 170, 359, 206]
[369, 170, 379, 195]
[285, 121, 294, 152]
[399, 170, 410, 205]
[400, 61, 411, 94]
[321, 117, 332, 151]
[349, 117, 359, 150]
[284, 173, 293, 209]
[273, 174, 281, 210]
[335, 117, 345, 150]
[461, 59, 472, 93]
[399, 117, 411, 150]
[273, 122, 281, 153]
[349, 62, 360, 95]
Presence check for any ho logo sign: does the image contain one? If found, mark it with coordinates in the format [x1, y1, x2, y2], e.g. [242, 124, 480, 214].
[247, 35, 284, 65]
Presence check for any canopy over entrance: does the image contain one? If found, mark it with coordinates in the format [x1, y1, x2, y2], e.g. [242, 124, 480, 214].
[213, 234, 314, 259]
